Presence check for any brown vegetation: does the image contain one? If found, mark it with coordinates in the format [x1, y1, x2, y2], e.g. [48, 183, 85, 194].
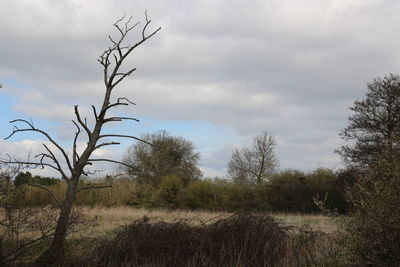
[65, 213, 340, 267]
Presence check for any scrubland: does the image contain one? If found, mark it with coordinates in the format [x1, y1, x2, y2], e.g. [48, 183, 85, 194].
[65, 208, 343, 267]
[0, 206, 344, 266]
[80, 206, 341, 236]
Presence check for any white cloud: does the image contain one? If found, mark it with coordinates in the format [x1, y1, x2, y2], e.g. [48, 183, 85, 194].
[0, 139, 119, 178]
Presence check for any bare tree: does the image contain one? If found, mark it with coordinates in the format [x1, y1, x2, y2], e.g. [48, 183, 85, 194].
[1, 12, 160, 265]
[227, 131, 278, 184]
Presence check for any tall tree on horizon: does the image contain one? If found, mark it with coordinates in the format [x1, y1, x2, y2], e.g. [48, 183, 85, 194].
[337, 74, 400, 265]
[227, 131, 278, 184]
[337, 73, 400, 172]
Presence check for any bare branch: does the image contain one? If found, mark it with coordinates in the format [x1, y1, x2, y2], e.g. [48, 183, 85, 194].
[117, 97, 136, 105]
[81, 168, 101, 176]
[87, 158, 132, 168]
[106, 12, 161, 89]
[99, 134, 153, 146]
[99, 97, 136, 118]
[41, 144, 69, 181]
[91, 105, 98, 121]
[113, 13, 126, 36]
[5, 119, 73, 173]
[1, 158, 57, 173]
[112, 68, 136, 87]
[126, 21, 141, 33]
[28, 184, 60, 207]
[94, 141, 120, 150]
[108, 35, 118, 46]
[74, 105, 91, 138]
[142, 10, 150, 39]
[103, 116, 140, 123]
[71, 120, 81, 167]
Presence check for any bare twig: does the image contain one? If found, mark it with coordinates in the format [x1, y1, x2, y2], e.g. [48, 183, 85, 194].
[28, 184, 60, 207]
[5, 119, 73, 173]
[99, 134, 153, 146]
[94, 141, 120, 150]
[87, 158, 132, 168]
[103, 116, 140, 123]
[74, 105, 91, 138]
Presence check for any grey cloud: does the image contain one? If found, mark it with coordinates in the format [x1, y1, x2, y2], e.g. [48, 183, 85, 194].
[1, 0, 400, 176]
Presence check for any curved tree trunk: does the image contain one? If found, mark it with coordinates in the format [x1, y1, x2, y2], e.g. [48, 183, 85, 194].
[35, 178, 79, 265]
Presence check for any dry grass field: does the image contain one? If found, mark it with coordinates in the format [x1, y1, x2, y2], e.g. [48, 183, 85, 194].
[1, 206, 344, 266]
[78, 206, 341, 237]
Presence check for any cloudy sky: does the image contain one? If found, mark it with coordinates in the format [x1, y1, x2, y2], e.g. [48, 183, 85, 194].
[1, 0, 400, 178]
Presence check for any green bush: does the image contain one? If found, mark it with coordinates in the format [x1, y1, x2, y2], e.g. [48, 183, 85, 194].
[9, 169, 348, 214]
[14, 171, 59, 187]
[267, 169, 348, 213]
[225, 183, 271, 211]
[126, 182, 160, 208]
[181, 179, 225, 210]
[157, 175, 185, 208]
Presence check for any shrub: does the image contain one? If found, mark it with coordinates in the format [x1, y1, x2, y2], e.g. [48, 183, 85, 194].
[344, 169, 400, 266]
[157, 175, 185, 208]
[268, 169, 348, 213]
[70, 213, 330, 267]
[126, 182, 160, 208]
[181, 179, 223, 210]
[225, 183, 271, 212]
[14, 171, 59, 187]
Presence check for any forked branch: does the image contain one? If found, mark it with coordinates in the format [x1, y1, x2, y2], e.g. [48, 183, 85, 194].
[28, 183, 60, 207]
[5, 119, 73, 173]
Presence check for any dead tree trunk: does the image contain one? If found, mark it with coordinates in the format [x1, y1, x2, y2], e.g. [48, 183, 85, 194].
[1, 12, 160, 266]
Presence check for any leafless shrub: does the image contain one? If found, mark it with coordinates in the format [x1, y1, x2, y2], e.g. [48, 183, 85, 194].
[66, 213, 339, 267]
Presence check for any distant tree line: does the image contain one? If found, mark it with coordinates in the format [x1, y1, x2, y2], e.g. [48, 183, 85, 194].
[5, 128, 353, 213]
[10, 166, 350, 213]
[14, 171, 59, 187]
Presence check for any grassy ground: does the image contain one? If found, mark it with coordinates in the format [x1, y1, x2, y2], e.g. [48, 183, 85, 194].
[273, 212, 342, 233]
[79, 206, 341, 237]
